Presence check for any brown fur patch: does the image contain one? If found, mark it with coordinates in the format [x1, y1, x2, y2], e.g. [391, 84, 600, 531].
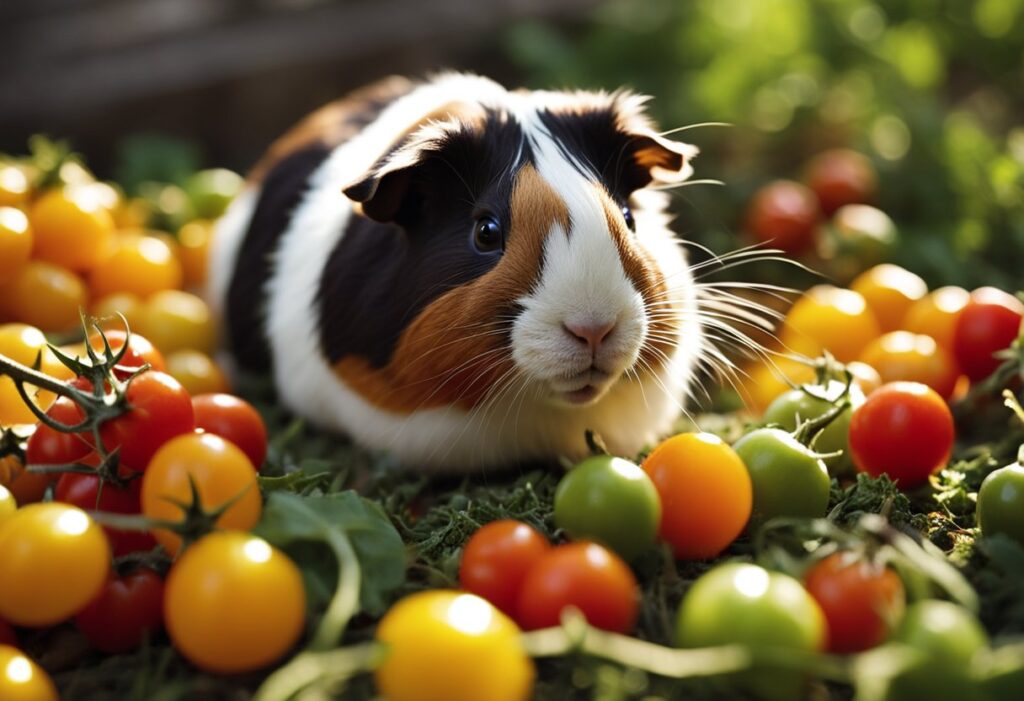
[601, 196, 678, 370]
[333, 164, 569, 413]
[248, 76, 415, 184]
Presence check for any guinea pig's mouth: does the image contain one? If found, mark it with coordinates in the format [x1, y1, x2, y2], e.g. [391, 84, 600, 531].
[549, 367, 614, 406]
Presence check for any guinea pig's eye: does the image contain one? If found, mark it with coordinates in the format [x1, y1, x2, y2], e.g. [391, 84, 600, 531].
[472, 215, 504, 253]
[622, 205, 636, 233]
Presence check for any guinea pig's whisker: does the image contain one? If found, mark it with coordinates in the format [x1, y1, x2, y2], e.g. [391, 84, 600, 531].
[650, 179, 725, 191]
[657, 122, 734, 136]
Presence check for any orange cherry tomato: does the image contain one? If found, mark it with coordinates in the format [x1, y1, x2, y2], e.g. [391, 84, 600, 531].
[781, 285, 881, 362]
[90, 292, 146, 334]
[901, 286, 970, 353]
[28, 186, 115, 272]
[849, 264, 928, 333]
[0, 324, 70, 425]
[641, 432, 752, 559]
[859, 331, 959, 399]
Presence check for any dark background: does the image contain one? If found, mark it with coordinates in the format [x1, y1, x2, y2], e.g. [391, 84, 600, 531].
[3, 0, 1023, 288]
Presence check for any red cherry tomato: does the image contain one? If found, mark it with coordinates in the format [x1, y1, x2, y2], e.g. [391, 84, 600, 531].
[804, 149, 878, 215]
[191, 393, 268, 470]
[99, 371, 194, 471]
[516, 542, 638, 633]
[746, 180, 821, 254]
[75, 567, 164, 653]
[848, 382, 954, 489]
[803, 552, 906, 653]
[87, 329, 166, 378]
[26, 396, 90, 466]
[459, 520, 551, 618]
[952, 287, 1024, 382]
[54, 467, 156, 556]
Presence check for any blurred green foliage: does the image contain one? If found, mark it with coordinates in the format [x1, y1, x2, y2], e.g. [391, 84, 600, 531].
[505, 0, 1024, 289]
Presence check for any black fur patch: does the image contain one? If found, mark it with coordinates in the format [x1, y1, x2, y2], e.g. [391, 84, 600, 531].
[537, 107, 650, 200]
[225, 144, 331, 371]
[317, 110, 529, 368]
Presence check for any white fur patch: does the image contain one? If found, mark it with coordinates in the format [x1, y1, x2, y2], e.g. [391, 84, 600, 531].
[210, 73, 703, 471]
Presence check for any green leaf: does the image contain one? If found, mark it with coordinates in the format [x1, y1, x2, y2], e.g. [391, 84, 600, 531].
[255, 491, 406, 621]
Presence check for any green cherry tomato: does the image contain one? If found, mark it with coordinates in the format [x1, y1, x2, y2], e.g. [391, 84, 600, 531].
[676, 563, 826, 701]
[886, 600, 988, 701]
[375, 590, 534, 701]
[732, 428, 832, 526]
[977, 461, 1024, 546]
[554, 455, 661, 561]
[762, 380, 865, 477]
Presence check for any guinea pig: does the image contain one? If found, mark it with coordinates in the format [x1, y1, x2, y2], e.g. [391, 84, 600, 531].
[207, 72, 712, 472]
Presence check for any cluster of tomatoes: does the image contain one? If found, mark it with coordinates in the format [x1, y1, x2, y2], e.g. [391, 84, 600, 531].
[744, 148, 891, 278]
[0, 152, 242, 399]
[0, 326, 309, 699]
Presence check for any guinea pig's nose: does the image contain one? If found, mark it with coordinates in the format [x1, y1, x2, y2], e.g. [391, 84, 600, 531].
[563, 320, 615, 354]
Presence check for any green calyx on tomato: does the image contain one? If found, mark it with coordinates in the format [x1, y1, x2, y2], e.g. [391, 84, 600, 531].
[762, 379, 865, 477]
[553, 454, 661, 561]
[732, 428, 832, 527]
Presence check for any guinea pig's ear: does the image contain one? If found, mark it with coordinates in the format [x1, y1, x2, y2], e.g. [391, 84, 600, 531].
[343, 111, 477, 222]
[342, 144, 427, 223]
[629, 131, 699, 186]
[611, 92, 699, 188]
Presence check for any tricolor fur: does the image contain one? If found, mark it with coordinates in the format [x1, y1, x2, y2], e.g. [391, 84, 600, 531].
[208, 73, 705, 471]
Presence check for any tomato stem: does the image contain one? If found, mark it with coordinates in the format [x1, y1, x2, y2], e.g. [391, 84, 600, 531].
[253, 642, 382, 701]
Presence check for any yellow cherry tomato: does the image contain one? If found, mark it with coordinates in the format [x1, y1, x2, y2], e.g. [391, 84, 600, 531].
[113, 196, 154, 230]
[0, 484, 15, 526]
[781, 285, 881, 362]
[0, 208, 33, 285]
[89, 235, 183, 300]
[0, 324, 68, 425]
[0, 165, 31, 208]
[0, 645, 59, 701]
[164, 531, 306, 674]
[28, 186, 115, 272]
[141, 432, 261, 556]
[177, 219, 214, 288]
[0, 262, 88, 334]
[165, 349, 230, 395]
[847, 360, 883, 395]
[849, 264, 928, 333]
[90, 292, 146, 333]
[0, 503, 111, 627]
[859, 331, 959, 400]
[740, 356, 816, 414]
[376, 590, 534, 701]
[137, 290, 216, 355]
[902, 286, 970, 354]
